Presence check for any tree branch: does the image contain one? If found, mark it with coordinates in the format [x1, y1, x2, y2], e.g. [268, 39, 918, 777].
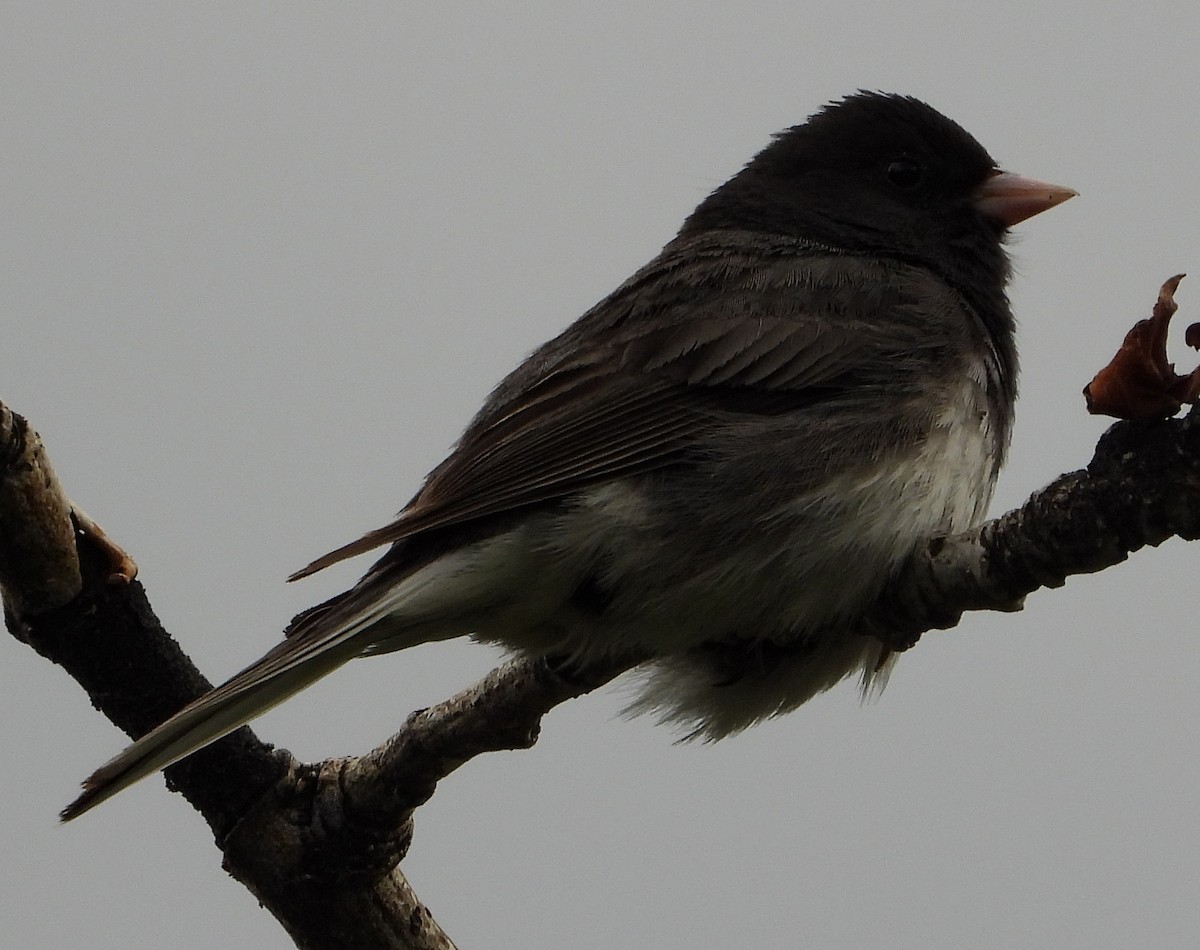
[864, 409, 1200, 649]
[4, 396, 1200, 948]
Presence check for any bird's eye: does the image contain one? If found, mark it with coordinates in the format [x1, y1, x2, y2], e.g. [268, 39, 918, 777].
[885, 158, 923, 190]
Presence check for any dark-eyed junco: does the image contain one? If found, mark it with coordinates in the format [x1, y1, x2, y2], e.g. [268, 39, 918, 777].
[64, 91, 1074, 819]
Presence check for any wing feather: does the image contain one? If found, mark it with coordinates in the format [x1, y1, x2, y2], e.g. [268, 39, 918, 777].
[291, 240, 892, 580]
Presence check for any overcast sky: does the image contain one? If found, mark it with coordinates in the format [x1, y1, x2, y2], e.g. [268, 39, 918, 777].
[3, 4, 1199, 948]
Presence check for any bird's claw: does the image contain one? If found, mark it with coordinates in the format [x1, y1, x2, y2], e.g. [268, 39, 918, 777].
[1083, 274, 1200, 419]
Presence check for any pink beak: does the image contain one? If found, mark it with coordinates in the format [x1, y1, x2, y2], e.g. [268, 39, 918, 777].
[973, 170, 1077, 227]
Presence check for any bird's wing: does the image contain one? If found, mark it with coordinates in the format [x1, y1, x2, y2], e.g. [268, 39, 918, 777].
[291, 249, 887, 581]
[61, 247, 915, 821]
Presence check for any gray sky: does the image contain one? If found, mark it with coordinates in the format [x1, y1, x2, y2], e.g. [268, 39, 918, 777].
[3, 3, 1198, 948]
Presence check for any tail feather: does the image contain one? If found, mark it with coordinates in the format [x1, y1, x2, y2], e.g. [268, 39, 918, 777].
[63, 530, 516, 820]
[60, 633, 363, 821]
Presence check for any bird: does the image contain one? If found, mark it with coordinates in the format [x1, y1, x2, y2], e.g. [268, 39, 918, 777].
[63, 91, 1075, 820]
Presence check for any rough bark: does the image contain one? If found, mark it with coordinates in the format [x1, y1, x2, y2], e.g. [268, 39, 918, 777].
[4, 397, 1200, 948]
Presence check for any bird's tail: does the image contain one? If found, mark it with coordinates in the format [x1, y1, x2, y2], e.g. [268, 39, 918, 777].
[60, 598, 375, 821]
[62, 529, 516, 820]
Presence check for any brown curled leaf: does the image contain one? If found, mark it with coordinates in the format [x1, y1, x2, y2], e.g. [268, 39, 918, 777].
[1083, 274, 1200, 419]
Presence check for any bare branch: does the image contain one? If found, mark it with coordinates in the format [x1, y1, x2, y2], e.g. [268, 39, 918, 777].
[0, 405, 80, 615]
[336, 652, 638, 829]
[0, 401, 453, 949]
[5, 390, 1200, 948]
[865, 407, 1200, 650]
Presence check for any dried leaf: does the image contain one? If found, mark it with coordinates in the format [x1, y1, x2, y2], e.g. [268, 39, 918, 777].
[1083, 274, 1200, 420]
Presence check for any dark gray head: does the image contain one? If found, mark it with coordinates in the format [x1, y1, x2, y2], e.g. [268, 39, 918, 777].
[680, 92, 1012, 312]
